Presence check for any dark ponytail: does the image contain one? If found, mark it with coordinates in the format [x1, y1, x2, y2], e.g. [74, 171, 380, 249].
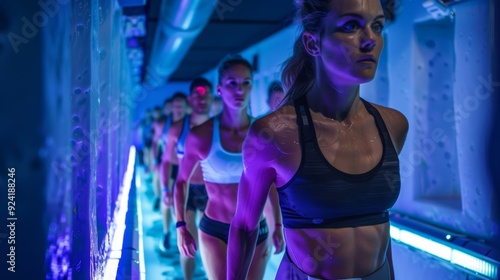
[281, 35, 315, 102]
[281, 0, 330, 103]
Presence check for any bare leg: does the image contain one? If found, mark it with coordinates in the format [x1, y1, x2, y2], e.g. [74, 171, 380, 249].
[264, 197, 276, 244]
[153, 168, 161, 200]
[160, 177, 173, 251]
[149, 146, 155, 176]
[143, 147, 151, 173]
[180, 210, 197, 280]
[160, 197, 172, 235]
[247, 234, 271, 280]
[199, 230, 227, 280]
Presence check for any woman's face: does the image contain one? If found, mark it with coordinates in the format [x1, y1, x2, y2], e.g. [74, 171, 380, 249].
[217, 64, 253, 110]
[171, 98, 188, 120]
[153, 109, 161, 119]
[163, 102, 172, 116]
[316, 0, 385, 84]
[189, 85, 213, 115]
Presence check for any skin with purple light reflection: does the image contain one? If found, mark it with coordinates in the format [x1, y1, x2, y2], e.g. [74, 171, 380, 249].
[173, 58, 285, 280]
[157, 94, 188, 250]
[165, 80, 213, 280]
[227, 0, 409, 279]
[149, 102, 173, 209]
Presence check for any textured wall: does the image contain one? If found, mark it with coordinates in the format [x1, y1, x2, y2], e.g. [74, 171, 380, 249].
[0, 0, 134, 279]
[387, 0, 499, 247]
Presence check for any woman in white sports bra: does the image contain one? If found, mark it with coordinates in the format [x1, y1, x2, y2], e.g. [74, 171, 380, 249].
[174, 54, 285, 280]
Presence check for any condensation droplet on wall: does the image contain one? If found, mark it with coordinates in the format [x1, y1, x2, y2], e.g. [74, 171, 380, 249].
[444, 152, 451, 160]
[72, 127, 84, 141]
[425, 40, 436, 49]
[99, 49, 107, 61]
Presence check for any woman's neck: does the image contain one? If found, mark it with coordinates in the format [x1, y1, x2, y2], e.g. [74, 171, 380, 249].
[220, 107, 250, 130]
[173, 113, 185, 123]
[190, 112, 209, 127]
[307, 75, 362, 122]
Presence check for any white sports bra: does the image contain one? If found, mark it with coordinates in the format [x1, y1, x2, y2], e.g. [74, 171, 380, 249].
[199, 116, 245, 184]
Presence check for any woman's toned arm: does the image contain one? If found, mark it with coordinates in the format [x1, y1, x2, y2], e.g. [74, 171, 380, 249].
[160, 123, 180, 204]
[268, 185, 285, 254]
[174, 129, 203, 258]
[227, 119, 279, 280]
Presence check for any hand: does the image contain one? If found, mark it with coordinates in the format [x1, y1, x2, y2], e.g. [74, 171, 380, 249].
[272, 228, 285, 254]
[163, 191, 173, 206]
[177, 227, 197, 258]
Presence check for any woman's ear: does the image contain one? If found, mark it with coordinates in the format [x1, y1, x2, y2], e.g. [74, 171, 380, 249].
[302, 31, 320, 56]
[216, 84, 222, 96]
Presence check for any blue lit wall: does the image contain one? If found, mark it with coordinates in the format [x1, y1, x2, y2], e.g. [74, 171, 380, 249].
[44, 0, 135, 279]
[1, 0, 136, 279]
[134, 81, 190, 122]
[384, 0, 499, 248]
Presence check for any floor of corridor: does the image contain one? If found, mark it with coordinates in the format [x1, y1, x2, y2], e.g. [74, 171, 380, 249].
[136, 167, 284, 280]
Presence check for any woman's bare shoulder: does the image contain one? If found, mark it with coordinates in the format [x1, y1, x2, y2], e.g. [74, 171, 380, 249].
[370, 103, 409, 154]
[187, 118, 214, 143]
[251, 105, 297, 135]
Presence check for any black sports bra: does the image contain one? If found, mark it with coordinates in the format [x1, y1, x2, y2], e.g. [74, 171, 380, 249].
[277, 96, 401, 228]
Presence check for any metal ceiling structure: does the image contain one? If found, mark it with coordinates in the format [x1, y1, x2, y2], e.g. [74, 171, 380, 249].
[122, 0, 404, 85]
[141, 0, 295, 83]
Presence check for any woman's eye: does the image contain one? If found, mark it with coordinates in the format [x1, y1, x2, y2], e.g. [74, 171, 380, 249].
[372, 22, 384, 33]
[342, 21, 360, 32]
[243, 81, 252, 87]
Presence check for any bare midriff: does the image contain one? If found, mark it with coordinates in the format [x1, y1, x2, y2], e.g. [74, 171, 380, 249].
[204, 181, 264, 224]
[284, 223, 390, 279]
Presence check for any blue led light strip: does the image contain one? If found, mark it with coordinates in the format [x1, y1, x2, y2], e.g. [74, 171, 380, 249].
[390, 225, 499, 279]
[102, 146, 137, 280]
[135, 163, 146, 279]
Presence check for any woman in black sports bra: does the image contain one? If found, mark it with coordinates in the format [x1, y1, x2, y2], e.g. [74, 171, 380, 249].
[227, 0, 409, 279]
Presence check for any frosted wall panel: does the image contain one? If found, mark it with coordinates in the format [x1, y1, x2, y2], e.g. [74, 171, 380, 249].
[412, 16, 462, 209]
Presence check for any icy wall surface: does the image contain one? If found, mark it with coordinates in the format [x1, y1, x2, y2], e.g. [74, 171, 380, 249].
[388, 0, 499, 245]
[40, 0, 133, 279]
